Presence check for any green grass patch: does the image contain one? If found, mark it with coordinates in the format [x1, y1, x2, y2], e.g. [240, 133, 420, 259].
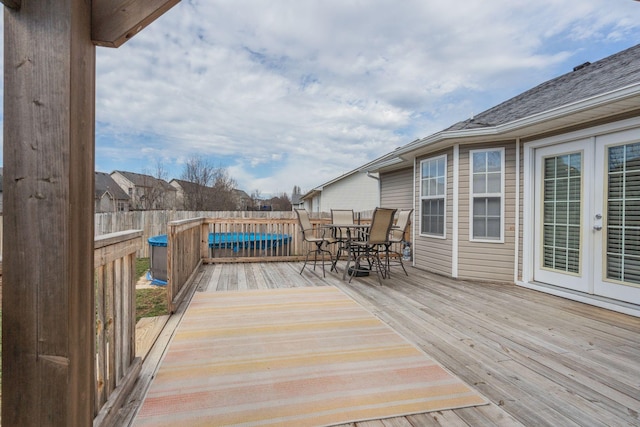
[136, 288, 168, 322]
[135, 257, 169, 321]
[136, 257, 150, 281]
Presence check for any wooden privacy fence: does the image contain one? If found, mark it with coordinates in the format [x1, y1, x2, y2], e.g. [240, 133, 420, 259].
[93, 230, 143, 427]
[94, 210, 299, 258]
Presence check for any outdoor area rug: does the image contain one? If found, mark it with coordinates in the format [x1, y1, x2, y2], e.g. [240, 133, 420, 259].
[134, 286, 488, 426]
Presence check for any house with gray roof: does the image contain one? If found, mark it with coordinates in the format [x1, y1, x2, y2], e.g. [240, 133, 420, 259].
[363, 43, 640, 317]
[111, 170, 177, 210]
[299, 167, 379, 214]
[95, 171, 130, 213]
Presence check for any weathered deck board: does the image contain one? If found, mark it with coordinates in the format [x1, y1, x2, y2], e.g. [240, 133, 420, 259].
[118, 262, 640, 426]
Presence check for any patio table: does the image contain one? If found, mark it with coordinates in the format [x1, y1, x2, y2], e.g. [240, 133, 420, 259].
[323, 223, 370, 279]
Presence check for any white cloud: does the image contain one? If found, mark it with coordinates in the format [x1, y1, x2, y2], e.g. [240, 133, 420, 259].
[2, 0, 640, 195]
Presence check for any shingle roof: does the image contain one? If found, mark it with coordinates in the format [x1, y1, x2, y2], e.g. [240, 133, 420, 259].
[95, 171, 129, 200]
[446, 43, 640, 131]
[113, 170, 176, 192]
[171, 179, 209, 193]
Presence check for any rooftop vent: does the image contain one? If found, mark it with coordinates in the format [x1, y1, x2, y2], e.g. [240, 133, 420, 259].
[573, 61, 591, 72]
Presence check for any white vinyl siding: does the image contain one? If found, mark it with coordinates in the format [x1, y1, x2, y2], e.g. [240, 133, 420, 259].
[420, 155, 447, 238]
[319, 172, 379, 213]
[470, 148, 505, 242]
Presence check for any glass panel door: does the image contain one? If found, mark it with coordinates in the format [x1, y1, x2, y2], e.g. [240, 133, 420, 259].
[534, 141, 591, 293]
[542, 153, 582, 274]
[594, 131, 640, 305]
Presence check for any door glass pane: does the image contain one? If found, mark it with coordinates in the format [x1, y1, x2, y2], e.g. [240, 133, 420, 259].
[543, 153, 582, 273]
[607, 142, 640, 285]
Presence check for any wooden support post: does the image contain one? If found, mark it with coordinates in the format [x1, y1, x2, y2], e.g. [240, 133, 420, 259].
[2, 1, 96, 425]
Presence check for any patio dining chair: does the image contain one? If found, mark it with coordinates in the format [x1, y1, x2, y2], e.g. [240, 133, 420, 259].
[330, 209, 355, 264]
[346, 207, 397, 285]
[384, 209, 413, 276]
[295, 209, 338, 277]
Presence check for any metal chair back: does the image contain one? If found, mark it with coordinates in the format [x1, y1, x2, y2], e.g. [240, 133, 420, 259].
[295, 209, 314, 240]
[367, 208, 397, 245]
[390, 209, 413, 242]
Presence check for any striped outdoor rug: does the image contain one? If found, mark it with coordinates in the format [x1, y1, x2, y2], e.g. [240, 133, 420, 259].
[134, 286, 487, 426]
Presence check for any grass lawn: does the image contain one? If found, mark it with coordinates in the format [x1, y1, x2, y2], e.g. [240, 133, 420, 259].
[135, 258, 169, 322]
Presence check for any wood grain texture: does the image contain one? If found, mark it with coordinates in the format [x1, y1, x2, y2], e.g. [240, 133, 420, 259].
[2, 1, 95, 425]
[92, 0, 180, 48]
[115, 262, 640, 426]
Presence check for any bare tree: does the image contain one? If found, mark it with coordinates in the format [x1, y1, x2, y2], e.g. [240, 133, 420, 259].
[210, 167, 238, 211]
[250, 189, 262, 210]
[269, 192, 292, 211]
[181, 157, 216, 210]
[180, 156, 238, 211]
[140, 161, 171, 210]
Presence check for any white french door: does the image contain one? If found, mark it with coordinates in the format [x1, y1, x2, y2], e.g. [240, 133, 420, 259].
[533, 129, 640, 306]
[534, 140, 591, 293]
[593, 129, 640, 305]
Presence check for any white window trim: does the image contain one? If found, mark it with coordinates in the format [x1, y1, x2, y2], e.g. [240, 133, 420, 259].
[419, 154, 447, 239]
[469, 147, 505, 243]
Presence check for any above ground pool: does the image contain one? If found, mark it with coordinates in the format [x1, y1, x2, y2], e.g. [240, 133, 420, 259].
[147, 232, 292, 285]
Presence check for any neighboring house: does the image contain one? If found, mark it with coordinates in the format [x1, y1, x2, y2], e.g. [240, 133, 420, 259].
[170, 179, 213, 210]
[363, 43, 640, 317]
[291, 192, 304, 210]
[300, 169, 379, 214]
[111, 170, 177, 210]
[232, 189, 253, 211]
[95, 171, 130, 213]
[171, 179, 252, 211]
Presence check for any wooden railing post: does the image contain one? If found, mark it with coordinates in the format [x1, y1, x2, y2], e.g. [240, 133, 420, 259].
[93, 230, 143, 427]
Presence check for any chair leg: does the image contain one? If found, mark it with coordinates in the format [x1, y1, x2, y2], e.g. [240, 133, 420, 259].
[300, 241, 335, 278]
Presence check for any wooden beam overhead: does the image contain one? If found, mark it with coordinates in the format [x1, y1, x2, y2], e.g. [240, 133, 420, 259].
[1, 0, 21, 10]
[92, 0, 180, 48]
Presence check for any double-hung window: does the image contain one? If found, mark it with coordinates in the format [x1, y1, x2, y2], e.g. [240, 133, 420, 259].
[420, 155, 446, 237]
[470, 148, 504, 241]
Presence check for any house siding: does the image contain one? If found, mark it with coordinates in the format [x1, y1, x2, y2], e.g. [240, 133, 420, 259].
[457, 141, 517, 283]
[380, 168, 413, 209]
[320, 172, 379, 213]
[413, 148, 454, 277]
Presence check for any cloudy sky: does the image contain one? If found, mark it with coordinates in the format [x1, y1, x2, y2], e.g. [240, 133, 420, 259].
[2, 0, 640, 196]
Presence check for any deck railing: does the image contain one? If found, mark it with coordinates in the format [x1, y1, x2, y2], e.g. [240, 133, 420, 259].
[164, 215, 410, 307]
[93, 230, 143, 427]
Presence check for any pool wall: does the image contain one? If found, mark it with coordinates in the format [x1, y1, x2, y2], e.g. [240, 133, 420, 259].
[147, 232, 292, 284]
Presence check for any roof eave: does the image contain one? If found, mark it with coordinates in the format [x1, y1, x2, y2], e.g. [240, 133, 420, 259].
[365, 82, 640, 173]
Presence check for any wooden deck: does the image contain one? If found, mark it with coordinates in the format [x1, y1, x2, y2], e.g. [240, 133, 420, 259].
[118, 262, 640, 426]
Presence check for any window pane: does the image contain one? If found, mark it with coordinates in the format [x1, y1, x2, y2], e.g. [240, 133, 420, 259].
[487, 172, 501, 193]
[607, 142, 640, 284]
[473, 152, 486, 173]
[486, 218, 500, 237]
[486, 197, 500, 216]
[543, 152, 581, 273]
[473, 175, 486, 194]
[421, 198, 445, 236]
[473, 197, 500, 239]
[487, 151, 501, 172]
[437, 158, 445, 176]
[473, 198, 486, 215]
[473, 218, 486, 238]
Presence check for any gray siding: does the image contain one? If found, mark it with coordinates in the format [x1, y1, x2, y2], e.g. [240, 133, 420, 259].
[457, 141, 517, 283]
[413, 148, 454, 277]
[380, 168, 413, 209]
